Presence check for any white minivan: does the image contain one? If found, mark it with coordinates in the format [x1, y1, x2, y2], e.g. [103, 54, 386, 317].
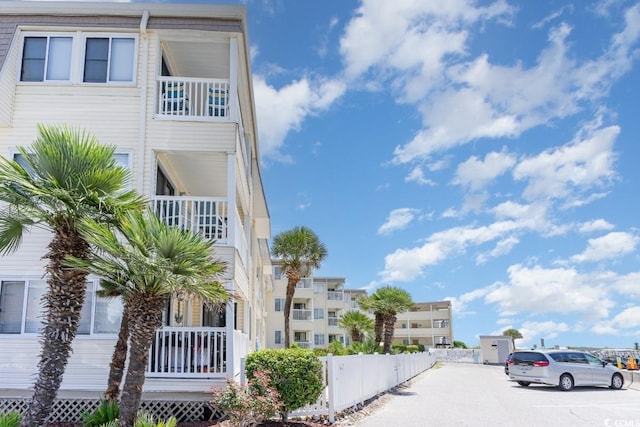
[508, 349, 624, 391]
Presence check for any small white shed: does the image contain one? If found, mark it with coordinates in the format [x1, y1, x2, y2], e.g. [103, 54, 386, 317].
[479, 335, 514, 365]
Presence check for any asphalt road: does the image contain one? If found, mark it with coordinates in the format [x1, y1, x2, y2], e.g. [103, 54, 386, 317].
[349, 362, 640, 427]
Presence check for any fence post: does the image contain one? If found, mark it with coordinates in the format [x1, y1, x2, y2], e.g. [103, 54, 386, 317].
[327, 353, 335, 423]
[239, 357, 245, 386]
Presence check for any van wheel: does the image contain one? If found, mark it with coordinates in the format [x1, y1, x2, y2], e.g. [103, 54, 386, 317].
[517, 381, 530, 387]
[559, 374, 574, 391]
[610, 373, 623, 390]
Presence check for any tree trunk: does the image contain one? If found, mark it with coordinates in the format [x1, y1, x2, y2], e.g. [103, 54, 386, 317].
[374, 313, 384, 345]
[105, 299, 131, 401]
[351, 329, 360, 344]
[382, 314, 397, 354]
[119, 294, 164, 427]
[22, 228, 89, 427]
[283, 271, 300, 349]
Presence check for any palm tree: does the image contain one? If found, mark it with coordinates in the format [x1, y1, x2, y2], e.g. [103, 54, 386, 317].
[338, 310, 373, 343]
[358, 295, 384, 345]
[503, 328, 523, 349]
[0, 124, 145, 427]
[67, 209, 228, 426]
[271, 226, 327, 348]
[362, 286, 414, 354]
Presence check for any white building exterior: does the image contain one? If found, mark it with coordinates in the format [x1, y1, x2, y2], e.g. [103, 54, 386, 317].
[0, 1, 270, 398]
[265, 266, 367, 349]
[392, 301, 454, 349]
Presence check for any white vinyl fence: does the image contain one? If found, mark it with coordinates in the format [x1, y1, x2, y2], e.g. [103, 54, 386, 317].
[431, 348, 482, 363]
[243, 352, 436, 423]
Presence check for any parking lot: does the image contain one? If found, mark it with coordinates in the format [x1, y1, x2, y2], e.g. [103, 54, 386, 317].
[349, 362, 640, 427]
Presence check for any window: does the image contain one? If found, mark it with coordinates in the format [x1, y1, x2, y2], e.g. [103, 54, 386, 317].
[274, 330, 282, 345]
[273, 266, 282, 280]
[314, 334, 325, 346]
[0, 279, 122, 335]
[19, 33, 136, 85]
[84, 37, 135, 83]
[21, 36, 72, 82]
[274, 298, 285, 312]
[0, 281, 25, 333]
[314, 308, 324, 320]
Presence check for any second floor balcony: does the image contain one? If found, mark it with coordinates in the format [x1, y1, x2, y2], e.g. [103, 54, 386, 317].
[155, 77, 231, 121]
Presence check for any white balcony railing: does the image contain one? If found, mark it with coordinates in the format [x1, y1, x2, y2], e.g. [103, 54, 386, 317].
[150, 196, 228, 243]
[328, 317, 338, 327]
[294, 341, 311, 348]
[295, 278, 313, 289]
[156, 77, 230, 120]
[147, 327, 227, 378]
[327, 291, 344, 301]
[292, 309, 312, 321]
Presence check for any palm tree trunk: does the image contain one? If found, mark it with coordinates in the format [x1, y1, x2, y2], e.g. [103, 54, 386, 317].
[351, 329, 360, 344]
[22, 229, 89, 427]
[283, 278, 296, 348]
[382, 314, 397, 354]
[105, 300, 131, 401]
[119, 294, 164, 427]
[374, 313, 384, 344]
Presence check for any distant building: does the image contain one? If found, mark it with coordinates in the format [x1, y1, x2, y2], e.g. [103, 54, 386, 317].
[479, 335, 514, 364]
[392, 301, 454, 348]
[266, 263, 367, 348]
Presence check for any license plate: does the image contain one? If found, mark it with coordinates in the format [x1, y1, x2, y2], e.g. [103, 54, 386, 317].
[518, 366, 532, 371]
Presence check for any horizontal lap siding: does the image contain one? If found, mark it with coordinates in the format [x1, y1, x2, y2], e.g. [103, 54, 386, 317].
[0, 227, 49, 275]
[0, 338, 115, 390]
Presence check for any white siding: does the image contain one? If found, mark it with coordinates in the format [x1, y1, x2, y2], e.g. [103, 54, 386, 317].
[0, 28, 19, 128]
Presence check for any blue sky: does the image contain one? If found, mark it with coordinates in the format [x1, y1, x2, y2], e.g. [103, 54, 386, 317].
[123, 0, 638, 349]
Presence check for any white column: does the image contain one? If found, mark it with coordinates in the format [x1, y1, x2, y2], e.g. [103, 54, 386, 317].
[229, 37, 239, 123]
[226, 289, 235, 377]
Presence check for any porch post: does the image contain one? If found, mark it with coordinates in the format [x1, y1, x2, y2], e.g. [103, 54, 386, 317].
[226, 290, 235, 378]
[229, 37, 239, 123]
[226, 153, 236, 247]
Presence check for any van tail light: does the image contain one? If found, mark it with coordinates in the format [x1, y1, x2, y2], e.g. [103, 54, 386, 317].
[533, 361, 550, 367]
[507, 360, 515, 365]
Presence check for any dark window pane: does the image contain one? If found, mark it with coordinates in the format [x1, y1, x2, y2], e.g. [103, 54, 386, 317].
[84, 38, 108, 82]
[21, 37, 46, 81]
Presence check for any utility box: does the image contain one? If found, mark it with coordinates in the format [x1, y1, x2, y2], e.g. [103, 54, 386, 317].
[479, 335, 514, 365]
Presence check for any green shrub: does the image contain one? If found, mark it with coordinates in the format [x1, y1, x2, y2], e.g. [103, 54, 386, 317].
[98, 411, 176, 427]
[312, 347, 329, 357]
[0, 411, 21, 427]
[211, 370, 281, 427]
[416, 344, 425, 352]
[327, 340, 346, 355]
[82, 399, 120, 427]
[347, 339, 381, 355]
[406, 345, 419, 353]
[245, 348, 324, 422]
[392, 344, 407, 353]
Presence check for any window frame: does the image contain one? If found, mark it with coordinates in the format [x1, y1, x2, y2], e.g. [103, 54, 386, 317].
[81, 34, 138, 84]
[17, 31, 138, 86]
[0, 277, 122, 338]
[19, 33, 75, 83]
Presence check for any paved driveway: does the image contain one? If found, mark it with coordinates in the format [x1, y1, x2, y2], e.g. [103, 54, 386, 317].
[348, 362, 640, 427]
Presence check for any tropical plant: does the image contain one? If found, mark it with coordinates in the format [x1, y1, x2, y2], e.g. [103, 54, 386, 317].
[100, 412, 177, 427]
[327, 339, 346, 355]
[338, 310, 374, 343]
[453, 340, 468, 349]
[502, 328, 523, 349]
[347, 339, 381, 355]
[0, 124, 145, 426]
[360, 286, 414, 354]
[245, 348, 323, 422]
[211, 370, 281, 427]
[0, 411, 21, 427]
[66, 209, 228, 426]
[82, 399, 120, 427]
[271, 226, 327, 348]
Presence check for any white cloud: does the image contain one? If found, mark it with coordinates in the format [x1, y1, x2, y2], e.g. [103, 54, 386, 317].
[517, 320, 570, 347]
[378, 208, 420, 235]
[571, 231, 638, 263]
[475, 235, 519, 264]
[444, 287, 493, 315]
[253, 76, 346, 162]
[405, 166, 436, 185]
[454, 149, 516, 191]
[578, 219, 615, 233]
[513, 124, 618, 202]
[593, 306, 640, 335]
[484, 264, 615, 320]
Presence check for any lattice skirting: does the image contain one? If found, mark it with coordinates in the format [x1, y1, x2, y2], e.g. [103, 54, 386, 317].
[0, 398, 223, 423]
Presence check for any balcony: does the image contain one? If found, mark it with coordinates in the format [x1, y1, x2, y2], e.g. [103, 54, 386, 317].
[293, 341, 311, 349]
[155, 77, 231, 121]
[150, 196, 249, 268]
[327, 291, 345, 306]
[327, 317, 338, 327]
[147, 327, 227, 378]
[292, 309, 312, 321]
